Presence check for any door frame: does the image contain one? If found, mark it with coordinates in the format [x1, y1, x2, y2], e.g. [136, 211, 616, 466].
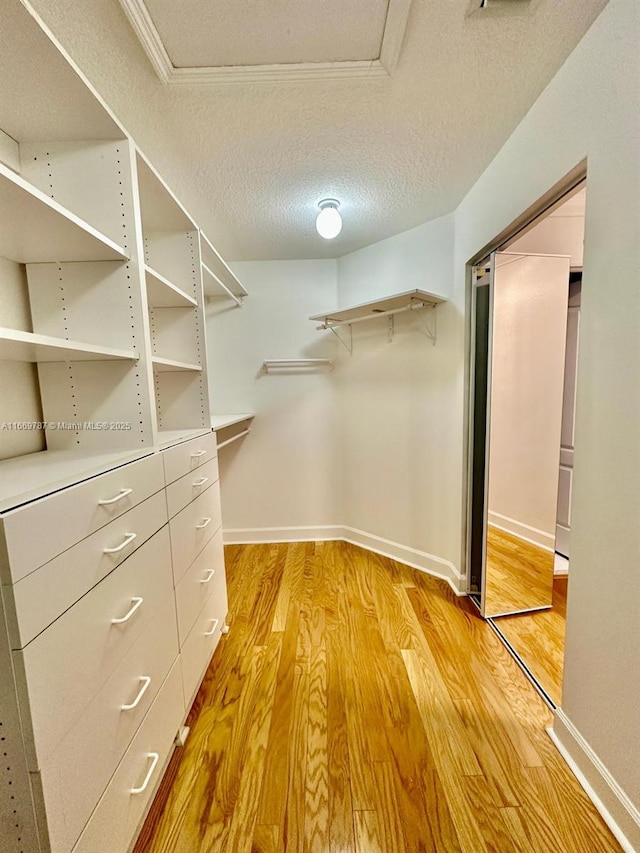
[461, 163, 587, 595]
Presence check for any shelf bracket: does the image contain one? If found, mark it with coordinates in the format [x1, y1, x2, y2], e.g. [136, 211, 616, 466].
[415, 303, 437, 345]
[328, 323, 353, 355]
[388, 314, 394, 343]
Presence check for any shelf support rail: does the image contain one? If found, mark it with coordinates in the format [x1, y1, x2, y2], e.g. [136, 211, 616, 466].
[262, 359, 334, 373]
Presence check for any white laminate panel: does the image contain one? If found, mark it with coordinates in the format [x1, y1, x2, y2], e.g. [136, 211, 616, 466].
[16, 528, 173, 770]
[175, 528, 226, 646]
[41, 603, 178, 853]
[0, 453, 164, 584]
[6, 490, 168, 649]
[180, 586, 228, 711]
[71, 659, 185, 853]
[162, 432, 216, 486]
[165, 456, 219, 519]
[169, 486, 221, 584]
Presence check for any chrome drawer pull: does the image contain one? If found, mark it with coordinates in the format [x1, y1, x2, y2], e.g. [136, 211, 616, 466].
[190, 449, 207, 459]
[98, 488, 133, 506]
[195, 517, 212, 530]
[103, 532, 137, 554]
[200, 569, 215, 584]
[130, 752, 159, 795]
[204, 618, 219, 636]
[192, 476, 209, 487]
[121, 676, 151, 711]
[111, 597, 143, 624]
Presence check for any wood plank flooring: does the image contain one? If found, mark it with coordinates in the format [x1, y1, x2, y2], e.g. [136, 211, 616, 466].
[493, 576, 568, 706]
[133, 542, 619, 853]
[484, 526, 555, 616]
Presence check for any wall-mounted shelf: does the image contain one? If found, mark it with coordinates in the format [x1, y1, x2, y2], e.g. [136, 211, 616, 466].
[310, 288, 447, 352]
[145, 265, 197, 308]
[211, 413, 254, 431]
[151, 356, 202, 373]
[262, 359, 333, 373]
[200, 231, 248, 303]
[0, 328, 138, 363]
[0, 162, 129, 263]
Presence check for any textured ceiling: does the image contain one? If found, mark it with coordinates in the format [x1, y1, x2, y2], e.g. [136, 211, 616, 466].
[144, 0, 389, 67]
[24, 0, 609, 260]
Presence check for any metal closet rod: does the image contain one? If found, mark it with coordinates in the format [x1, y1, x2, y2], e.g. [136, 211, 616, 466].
[263, 358, 333, 369]
[316, 300, 433, 330]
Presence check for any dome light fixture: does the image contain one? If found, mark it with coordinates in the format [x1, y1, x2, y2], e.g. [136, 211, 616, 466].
[316, 199, 342, 239]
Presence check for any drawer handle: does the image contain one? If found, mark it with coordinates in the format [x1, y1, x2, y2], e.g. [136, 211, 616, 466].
[98, 488, 133, 506]
[121, 676, 151, 711]
[191, 449, 207, 459]
[192, 476, 209, 487]
[103, 532, 137, 554]
[204, 618, 219, 636]
[195, 517, 212, 530]
[131, 752, 159, 795]
[200, 569, 216, 584]
[111, 597, 144, 625]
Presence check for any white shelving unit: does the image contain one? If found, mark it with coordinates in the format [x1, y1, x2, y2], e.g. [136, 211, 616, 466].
[310, 289, 447, 352]
[0, 4, 248, 853]
[211, 413, 254, 430]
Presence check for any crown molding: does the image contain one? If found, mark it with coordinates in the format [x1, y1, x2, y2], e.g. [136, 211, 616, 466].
[120, 0, 412, 85]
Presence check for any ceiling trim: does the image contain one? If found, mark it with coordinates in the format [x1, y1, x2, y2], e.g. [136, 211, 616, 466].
[119, 0, 412, 85]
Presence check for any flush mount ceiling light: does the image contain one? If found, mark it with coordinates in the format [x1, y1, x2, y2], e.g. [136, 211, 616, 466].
[316, 199, 342, 239]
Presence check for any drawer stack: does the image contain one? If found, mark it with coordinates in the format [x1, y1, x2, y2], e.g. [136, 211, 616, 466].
[162, 433, 228, 708]
[0, 439, 229, 853]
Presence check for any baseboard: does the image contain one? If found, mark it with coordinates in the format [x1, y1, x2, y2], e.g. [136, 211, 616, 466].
[342, 526, 463, 595]
[488, 511, 555, 552]
[553, 553, 569, 576]
[549, 710, 640, 852]
[223, 525, 463, 595]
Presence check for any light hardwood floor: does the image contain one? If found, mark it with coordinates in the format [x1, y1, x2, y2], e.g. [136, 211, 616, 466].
[484, 526, 555, 616]
[134, 541, 619, 852]
[493, 576, 568, 707]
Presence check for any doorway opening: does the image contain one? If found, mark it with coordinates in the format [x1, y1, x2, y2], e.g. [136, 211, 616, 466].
[466, 177, 586, 708]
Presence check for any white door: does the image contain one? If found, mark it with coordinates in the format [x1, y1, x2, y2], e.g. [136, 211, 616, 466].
[555, 281, 581, 558]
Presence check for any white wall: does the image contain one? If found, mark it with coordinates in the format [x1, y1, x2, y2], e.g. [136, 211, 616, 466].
[454, 0, 640, 839]
[334, 215, 461, 581]
[487, 253, 570, 550]
[206, 260, 342, 535]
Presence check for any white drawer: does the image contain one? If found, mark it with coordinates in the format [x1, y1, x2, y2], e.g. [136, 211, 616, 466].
[7, 490, 168, 649]
[16, 527, 174, 770]
[169, 485, 221, 584]
[40, 602, 179, 853]
[0, 453, 164, 584]
[181, 586, 227, 710]
[175, 527, 226, 646]
[162, 431, 216, 486]
[71, 659, 185, 853]
[165, 455, 219, 519]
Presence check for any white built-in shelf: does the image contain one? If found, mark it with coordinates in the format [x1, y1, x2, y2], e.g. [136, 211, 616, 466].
[0, 328, 138, 363]
[136, 152, 196, 233]
[310, 289, 447, 327]
[151, 356, 202, 373]
[211, 413, 254, 431]
[0, 448, 152, 514]
[157, 428, 211, 450]
[1, 1, 126, 144]
[144, 265, 197, 308]
[0, 163, 129, 264]
[200, 231, 248, 300]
